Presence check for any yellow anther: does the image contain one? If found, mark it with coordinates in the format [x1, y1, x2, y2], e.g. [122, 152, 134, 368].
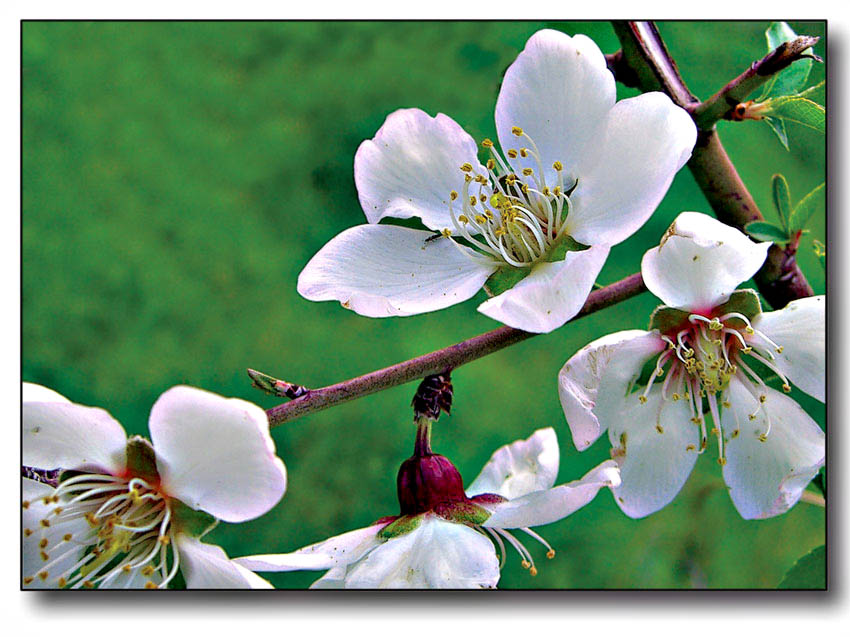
[63, 533, 72, 542]
[519, 148, 528, 158]
[142, 565, 155, 576]
[758, 433, 768, 442]
[22, 500, 29, 509]
[742, 346, 753, 354]
[482, 138, 494, 148]
[464, 174, 472, 183]
[486, 158, 495, 170]
[507, 149, 518, 159]
[711, 427, 719, 437]
[494, 226, 506, 237]
[672, 393, 680, 401]
[460, 162, 473, 173]
[656, 425, 664, 434]
[542, 186, 550, 196]
[39, 538, 48, 549]
[457, 214, 469, 224]
[474, 174, 487, 184]
[553, 186, 562, 196]
[748, 414, 757, 421]
[776, 346, 784, 354]
[474, 215, 487, 224]
[529, 566, 538, 576]
[686, 444, 696, 452]
[759, 394, 767, 403]
[732, 429, 740, 438]
[511, 126, 523, 136]
[40, 519, 50, 528]
[655, 367, 665, 377]
[53, 507, 63, 515]
[547, 549, 556, 559]
[24, 528, 33, 537]
[441, 229, 452, 238]
[57, 577, 67, 588]
[38, 571, 49, 581]
[745, 326, 755, 334]
[638, 396, 647, 404]
[123, 564, 132, 573]
[469, 195, 477, 206]
[42, 496, 51, 505]
[553, 161, 563, 171]
[782, 384, 791, 393]
[158, 535, 170, 545]
[145, 581, 157, 589]
[717, 457, 727, 466]
[40, 551, 49, 561]
[522, 167, 534, 176]
[449, 190, 458, 201]
[83, 580, 94, 589]
[23, 576, 34, 585]
[723, 401, 731, 408]
[521, 560, 530, 569]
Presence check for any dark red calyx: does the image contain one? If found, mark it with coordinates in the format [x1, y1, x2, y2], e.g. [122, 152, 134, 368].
[397, 453, 467, 516]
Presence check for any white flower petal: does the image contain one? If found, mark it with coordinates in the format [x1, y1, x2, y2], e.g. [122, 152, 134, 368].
[477, 245, 609, 333]
[22, 479, 89, 589]
[149, 386, 287, 523]
[495, 30, 615, 186]
[567, 93, 696, 246]
[23, 382, 71, 403]
[721, 379, 824, 519]
[298, 224, 496, 318]
[343, 516, 499, 589]
[751, 295, 825, 402]
[354, 108, 486, 230]
[23, 401, 127, 476]
[466, 428, 559, 499]
[559, 330, 666, 451]
[234, 522, 386, 572]
[175, 535, 274, 589]
[641, 212, 771, 312]
[481, 459, 620, 529]
[608, 388, 699, 518]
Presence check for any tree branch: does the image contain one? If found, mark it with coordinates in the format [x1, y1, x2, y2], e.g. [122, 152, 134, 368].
[692, 35, 820, 130]
[266, 272, 645, 427]
[611, 21, 814, 310]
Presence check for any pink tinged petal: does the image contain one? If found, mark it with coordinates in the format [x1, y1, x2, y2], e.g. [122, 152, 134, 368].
[297, 224, 497, 318]
[559, 330, 667, 451]
[608, 389, 699, 519]
[641, 212, 771, 312]
[477, 245, 609, 333]
[495, 30, 615, 186]
[466, 428, 560, 499]
[234, 522, 387, 572]
[482, 459, 621, 529]
[721, 379, 824, 520]
[751, 295, 825, 402]
[23, 402, 128, 476]
[23, 383, 71, 403]
[343, 517, 500, 589]
[149, 386, 287, 523]
[567, 93, 697, 247]
[174, 535, 273, 589]
[22, 479, 89, 588]
[354, 108, 486, 231]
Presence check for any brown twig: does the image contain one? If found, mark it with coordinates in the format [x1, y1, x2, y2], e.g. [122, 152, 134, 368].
[611, 21, 814, 310]
[266, 272, 645, 427]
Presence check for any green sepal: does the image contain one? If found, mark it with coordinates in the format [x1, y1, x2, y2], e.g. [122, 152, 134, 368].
[771, 174, 792, 231]
[543, 234, 590, 263]
[379, 514, 423, 539]
[744, 220, 791, 244]
[778, 544, 825, 589]
[760, 22, 813, 100]
[434, 500, 491, 526]
[171, 499, 219, 538]
[788, 182, 825, 233]
[712, 289, 763, 326]
[761, 96, 825, 133]
[483, 266, 531, 297]
[125, 436, 160, 483]
[648, 305, 691, 335]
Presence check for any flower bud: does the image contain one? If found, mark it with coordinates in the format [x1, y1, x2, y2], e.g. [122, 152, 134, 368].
[396, 453, 467, 515]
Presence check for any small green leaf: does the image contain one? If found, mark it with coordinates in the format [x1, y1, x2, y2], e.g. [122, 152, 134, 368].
[788, 182, 825, 233]
[771, 174, 792, 231]
[744, 220, 790, 243]
[544, 234, 590, 263]
[762, 96, 825, 133]
[798, 80, 825, 104]
[760, 22, 813, 100]
[712, 289, 763, 325]
[763, 116, 790, 150]
[648, 305, 690, 334]
[483, 265, 530, 297]
[171, 499, 219, 538]
[778, 545, 826, 589]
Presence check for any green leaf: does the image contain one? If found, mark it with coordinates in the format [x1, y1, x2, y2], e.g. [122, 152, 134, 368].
[544, 234, 590, 263]
[761, 96, 825, 133]
[171, 499, 219, 538]
[744, 220, 790, 244]
[760, 22, 813, 100]
[483, 265, 531, 297]
[771, 174, 792, 231]
[788, 182, 825, 233]
[763, 116, 790, 150]
[778, 545, 826, 589]
[798, 80, 825, 104]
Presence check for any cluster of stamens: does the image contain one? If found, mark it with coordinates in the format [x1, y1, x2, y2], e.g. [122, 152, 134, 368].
[637, 311, 791, 465]
[476, 523, 556, 577]
[23, 473, 177, 589]
[442, 127, 576, 267]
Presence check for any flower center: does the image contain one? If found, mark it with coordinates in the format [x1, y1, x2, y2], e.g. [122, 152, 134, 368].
[634, 310, 792, 466]
[442, 127, 576, 267]
[23, 472, 178, 589]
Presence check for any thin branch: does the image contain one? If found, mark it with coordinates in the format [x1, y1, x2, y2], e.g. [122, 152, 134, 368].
[693, 35, 820, 130]
[612, 21, 814, 310]
[266, 272, 645, 427]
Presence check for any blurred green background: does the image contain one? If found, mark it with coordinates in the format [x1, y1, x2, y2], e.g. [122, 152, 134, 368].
[22, 21, 825, 589]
